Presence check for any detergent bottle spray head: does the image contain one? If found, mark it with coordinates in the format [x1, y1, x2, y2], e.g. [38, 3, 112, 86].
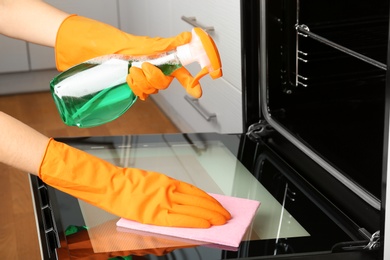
[176, 28, 223, 90]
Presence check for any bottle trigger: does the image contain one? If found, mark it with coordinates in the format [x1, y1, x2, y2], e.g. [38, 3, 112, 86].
[190, 67, 209, 89]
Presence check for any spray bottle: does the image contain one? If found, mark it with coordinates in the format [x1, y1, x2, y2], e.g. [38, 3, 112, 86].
[50, 28, 222, 128]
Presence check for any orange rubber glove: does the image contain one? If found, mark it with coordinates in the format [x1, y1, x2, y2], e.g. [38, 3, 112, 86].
[55, 15, 203, 100]
[39, 139, 231, 228]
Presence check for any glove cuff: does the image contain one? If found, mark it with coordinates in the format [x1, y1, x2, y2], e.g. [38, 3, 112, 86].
[38, 138, 54, 180]
[38, 139, 114, 205]
[55, 14, 128, 71]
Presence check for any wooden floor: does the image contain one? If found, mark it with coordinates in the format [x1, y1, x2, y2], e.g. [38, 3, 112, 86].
[0, 91, 179, 259]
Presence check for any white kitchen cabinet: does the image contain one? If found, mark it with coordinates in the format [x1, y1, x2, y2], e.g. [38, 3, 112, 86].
[28, 0, 120, 70]
[0, 35, 29, 73]
[151, 0, 243, 133]
[154, 70, 243, 133]
[118, 0, 174, 38]
[118, 0, 150, 36]
[146, 0, 174, 38]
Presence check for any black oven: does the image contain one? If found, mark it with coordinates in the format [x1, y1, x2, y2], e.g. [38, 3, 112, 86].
[241, 0, 389, 258]
[30, 0, 390, 259]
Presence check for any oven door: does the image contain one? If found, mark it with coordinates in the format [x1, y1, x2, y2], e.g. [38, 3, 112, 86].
[31, 133, 379, 259]
[241, 0, 388, 237]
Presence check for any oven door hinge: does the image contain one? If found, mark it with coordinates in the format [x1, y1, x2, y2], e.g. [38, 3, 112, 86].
[246, 120, 275, 142]
[331, 230, 380, 253]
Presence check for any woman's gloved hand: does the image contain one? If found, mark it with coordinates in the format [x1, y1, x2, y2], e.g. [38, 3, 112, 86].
[55, 15, 203, 99]
[39, 139, 231, 228]
[128, 64, 202, 100]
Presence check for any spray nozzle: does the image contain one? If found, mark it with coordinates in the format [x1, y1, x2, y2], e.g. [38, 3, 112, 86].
[176, 28, 222, 91]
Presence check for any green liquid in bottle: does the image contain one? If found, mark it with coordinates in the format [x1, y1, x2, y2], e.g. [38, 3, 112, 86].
[50, 58, 181, 128]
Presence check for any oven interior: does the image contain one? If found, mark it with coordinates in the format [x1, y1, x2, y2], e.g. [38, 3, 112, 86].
[265, 0, 389, 206]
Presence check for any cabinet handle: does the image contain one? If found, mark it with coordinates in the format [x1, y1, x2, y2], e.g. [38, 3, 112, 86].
[181, 16, 215, 33]
[184, 95, 216, 121]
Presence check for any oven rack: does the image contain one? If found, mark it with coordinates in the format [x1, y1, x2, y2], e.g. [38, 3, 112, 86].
[293, 19, 388, 89]
[296, 24, 387, 71]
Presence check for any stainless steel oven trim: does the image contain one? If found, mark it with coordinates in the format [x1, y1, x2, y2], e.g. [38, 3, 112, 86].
[259, 0, 381, 211]
[29, 176, 45, 260]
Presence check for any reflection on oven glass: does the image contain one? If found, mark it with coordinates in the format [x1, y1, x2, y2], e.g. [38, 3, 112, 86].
[76, 139, 309, 255]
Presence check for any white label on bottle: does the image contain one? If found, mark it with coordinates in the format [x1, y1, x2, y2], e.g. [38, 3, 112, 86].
[54, 59, 129, 98]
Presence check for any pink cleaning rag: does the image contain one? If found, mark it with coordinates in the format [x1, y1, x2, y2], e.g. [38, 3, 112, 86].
[116, 193, 260, 249]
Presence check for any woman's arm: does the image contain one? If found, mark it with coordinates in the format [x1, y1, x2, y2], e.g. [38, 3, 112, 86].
[0, 1, 67, 174]
[0, 111, 49, 175]
[0, 0, 68, 46]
